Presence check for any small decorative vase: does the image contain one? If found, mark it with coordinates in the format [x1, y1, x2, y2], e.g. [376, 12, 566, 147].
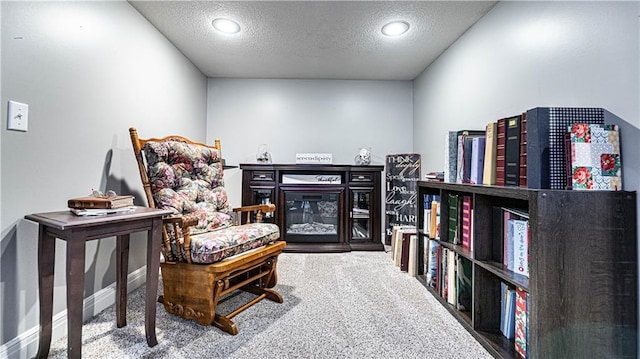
[256, 144, 272, 164]
[354, 148, 371, 165]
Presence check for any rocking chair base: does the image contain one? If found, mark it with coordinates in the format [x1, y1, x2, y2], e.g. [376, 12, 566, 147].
[158, 241, 286, 334]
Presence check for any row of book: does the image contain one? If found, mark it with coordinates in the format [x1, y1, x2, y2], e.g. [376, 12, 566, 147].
[390, 225, 418, 276]
[424, 193, 475, 251]
[445, 107, 623, 191]
[424, 240, 473, 312]
[425, 191, 529, 277]
[423, 235, 529, 358]
[422, 194, 441, 240]
[501, 282, 529, 358]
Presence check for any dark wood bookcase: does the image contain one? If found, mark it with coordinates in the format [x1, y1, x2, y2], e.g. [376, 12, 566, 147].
[416, 181, 637, 359]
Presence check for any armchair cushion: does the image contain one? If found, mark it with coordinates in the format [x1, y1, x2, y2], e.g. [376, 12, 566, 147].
[190, 222, 280, 264]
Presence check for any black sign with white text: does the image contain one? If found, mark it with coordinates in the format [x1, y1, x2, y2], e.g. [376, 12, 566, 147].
[385, 154, 421, 245]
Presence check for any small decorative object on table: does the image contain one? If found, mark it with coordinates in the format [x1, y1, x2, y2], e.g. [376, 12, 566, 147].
[256, 144, 272, 163]
[354, 147, 371, 165]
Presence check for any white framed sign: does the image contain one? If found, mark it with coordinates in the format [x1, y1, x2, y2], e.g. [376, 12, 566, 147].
[295, 153, 333, 164]
[282, 174, 341, 184]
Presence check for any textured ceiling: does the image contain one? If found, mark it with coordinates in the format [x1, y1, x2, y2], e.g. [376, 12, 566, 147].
[129, 1, 497, 80]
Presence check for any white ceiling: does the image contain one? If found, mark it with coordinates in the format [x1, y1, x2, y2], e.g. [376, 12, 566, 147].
[129, 1, 497, 80]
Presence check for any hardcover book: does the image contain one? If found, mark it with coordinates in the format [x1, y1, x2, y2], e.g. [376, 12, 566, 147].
[503, 207, 529, 273]
[433, 200, 441, 240]
[525, 107, 606, 189]
[448, 194, 460, 244]
[456, 132, 464, 184]
[431, 201, 442, 240]
[461, 195, 472, 250]
[391, 226, 402, 266]
[500, 282, 507, 336]
[441, 248, 448, 299]
[500, 285, 517, 339]
[407, 234, 418, 277]
[505, 115, 522, 186]
[400, 232, 411, 272]
[444, 131, 458, 183]
[426, 239, 439, 288]
[519, 112, 527, 187]
[495, 118, 507, 186]
[67, 195, 134, 209]
[455, 130, 485, 184]
[569, 123, 622, 191]
[512, 219, 529, 277]
[483, 121, 497, 185]
[423, 194, 432, 234]
[447, 250, 456, 305]
[505, 213, 517, 272]
[462, 136, 474, 183]
[515, 287, 529, 358]
[423, 236, 429, 276]
[435, 245, 443, 293]
[470, 136, 486, 185]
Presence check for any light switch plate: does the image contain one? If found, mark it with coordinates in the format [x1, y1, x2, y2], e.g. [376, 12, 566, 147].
[7, 100, 29, 132]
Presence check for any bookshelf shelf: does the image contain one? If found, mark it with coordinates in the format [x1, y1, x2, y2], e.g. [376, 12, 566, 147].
[476, 330, 516, 359]
[438, 241, 473, 259]
[475, 261, 529, 290]
[416, 181, 637, 359]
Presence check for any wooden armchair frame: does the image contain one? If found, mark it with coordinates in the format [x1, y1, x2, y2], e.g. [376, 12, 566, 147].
[129, 127, 286, 335]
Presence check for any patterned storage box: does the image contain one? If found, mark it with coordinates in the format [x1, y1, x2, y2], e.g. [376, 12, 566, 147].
[569, 123, 622, 191]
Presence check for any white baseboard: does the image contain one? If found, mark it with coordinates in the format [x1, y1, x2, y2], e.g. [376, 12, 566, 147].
[0, 266, 148, 359]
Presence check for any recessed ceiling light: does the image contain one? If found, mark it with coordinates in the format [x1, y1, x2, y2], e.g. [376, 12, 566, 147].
[212, 18, 241, 34]
[381, 21, 410, 37]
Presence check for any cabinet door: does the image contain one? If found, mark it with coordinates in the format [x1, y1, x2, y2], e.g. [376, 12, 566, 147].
[350, 187, 373, 241]
[247, 185, 276, 222]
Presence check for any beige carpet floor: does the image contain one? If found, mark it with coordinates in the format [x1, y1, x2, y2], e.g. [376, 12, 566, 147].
[49, 251, 492, 358]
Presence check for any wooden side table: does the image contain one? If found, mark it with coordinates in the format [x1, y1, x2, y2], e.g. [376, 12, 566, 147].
[25, 206, 171, 359]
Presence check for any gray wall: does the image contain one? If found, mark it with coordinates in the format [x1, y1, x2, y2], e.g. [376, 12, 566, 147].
[0, 1, 207, 357]
[206, 79, 414, 208]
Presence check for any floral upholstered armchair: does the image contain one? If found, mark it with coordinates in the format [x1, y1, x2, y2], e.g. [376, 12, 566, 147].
[129, 128, 286, 335]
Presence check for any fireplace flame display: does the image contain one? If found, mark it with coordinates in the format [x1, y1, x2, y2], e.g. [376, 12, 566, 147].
[284, 192, 339, 242]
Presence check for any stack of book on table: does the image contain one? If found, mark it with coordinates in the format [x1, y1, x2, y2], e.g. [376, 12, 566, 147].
[68, 194, 135, 216]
